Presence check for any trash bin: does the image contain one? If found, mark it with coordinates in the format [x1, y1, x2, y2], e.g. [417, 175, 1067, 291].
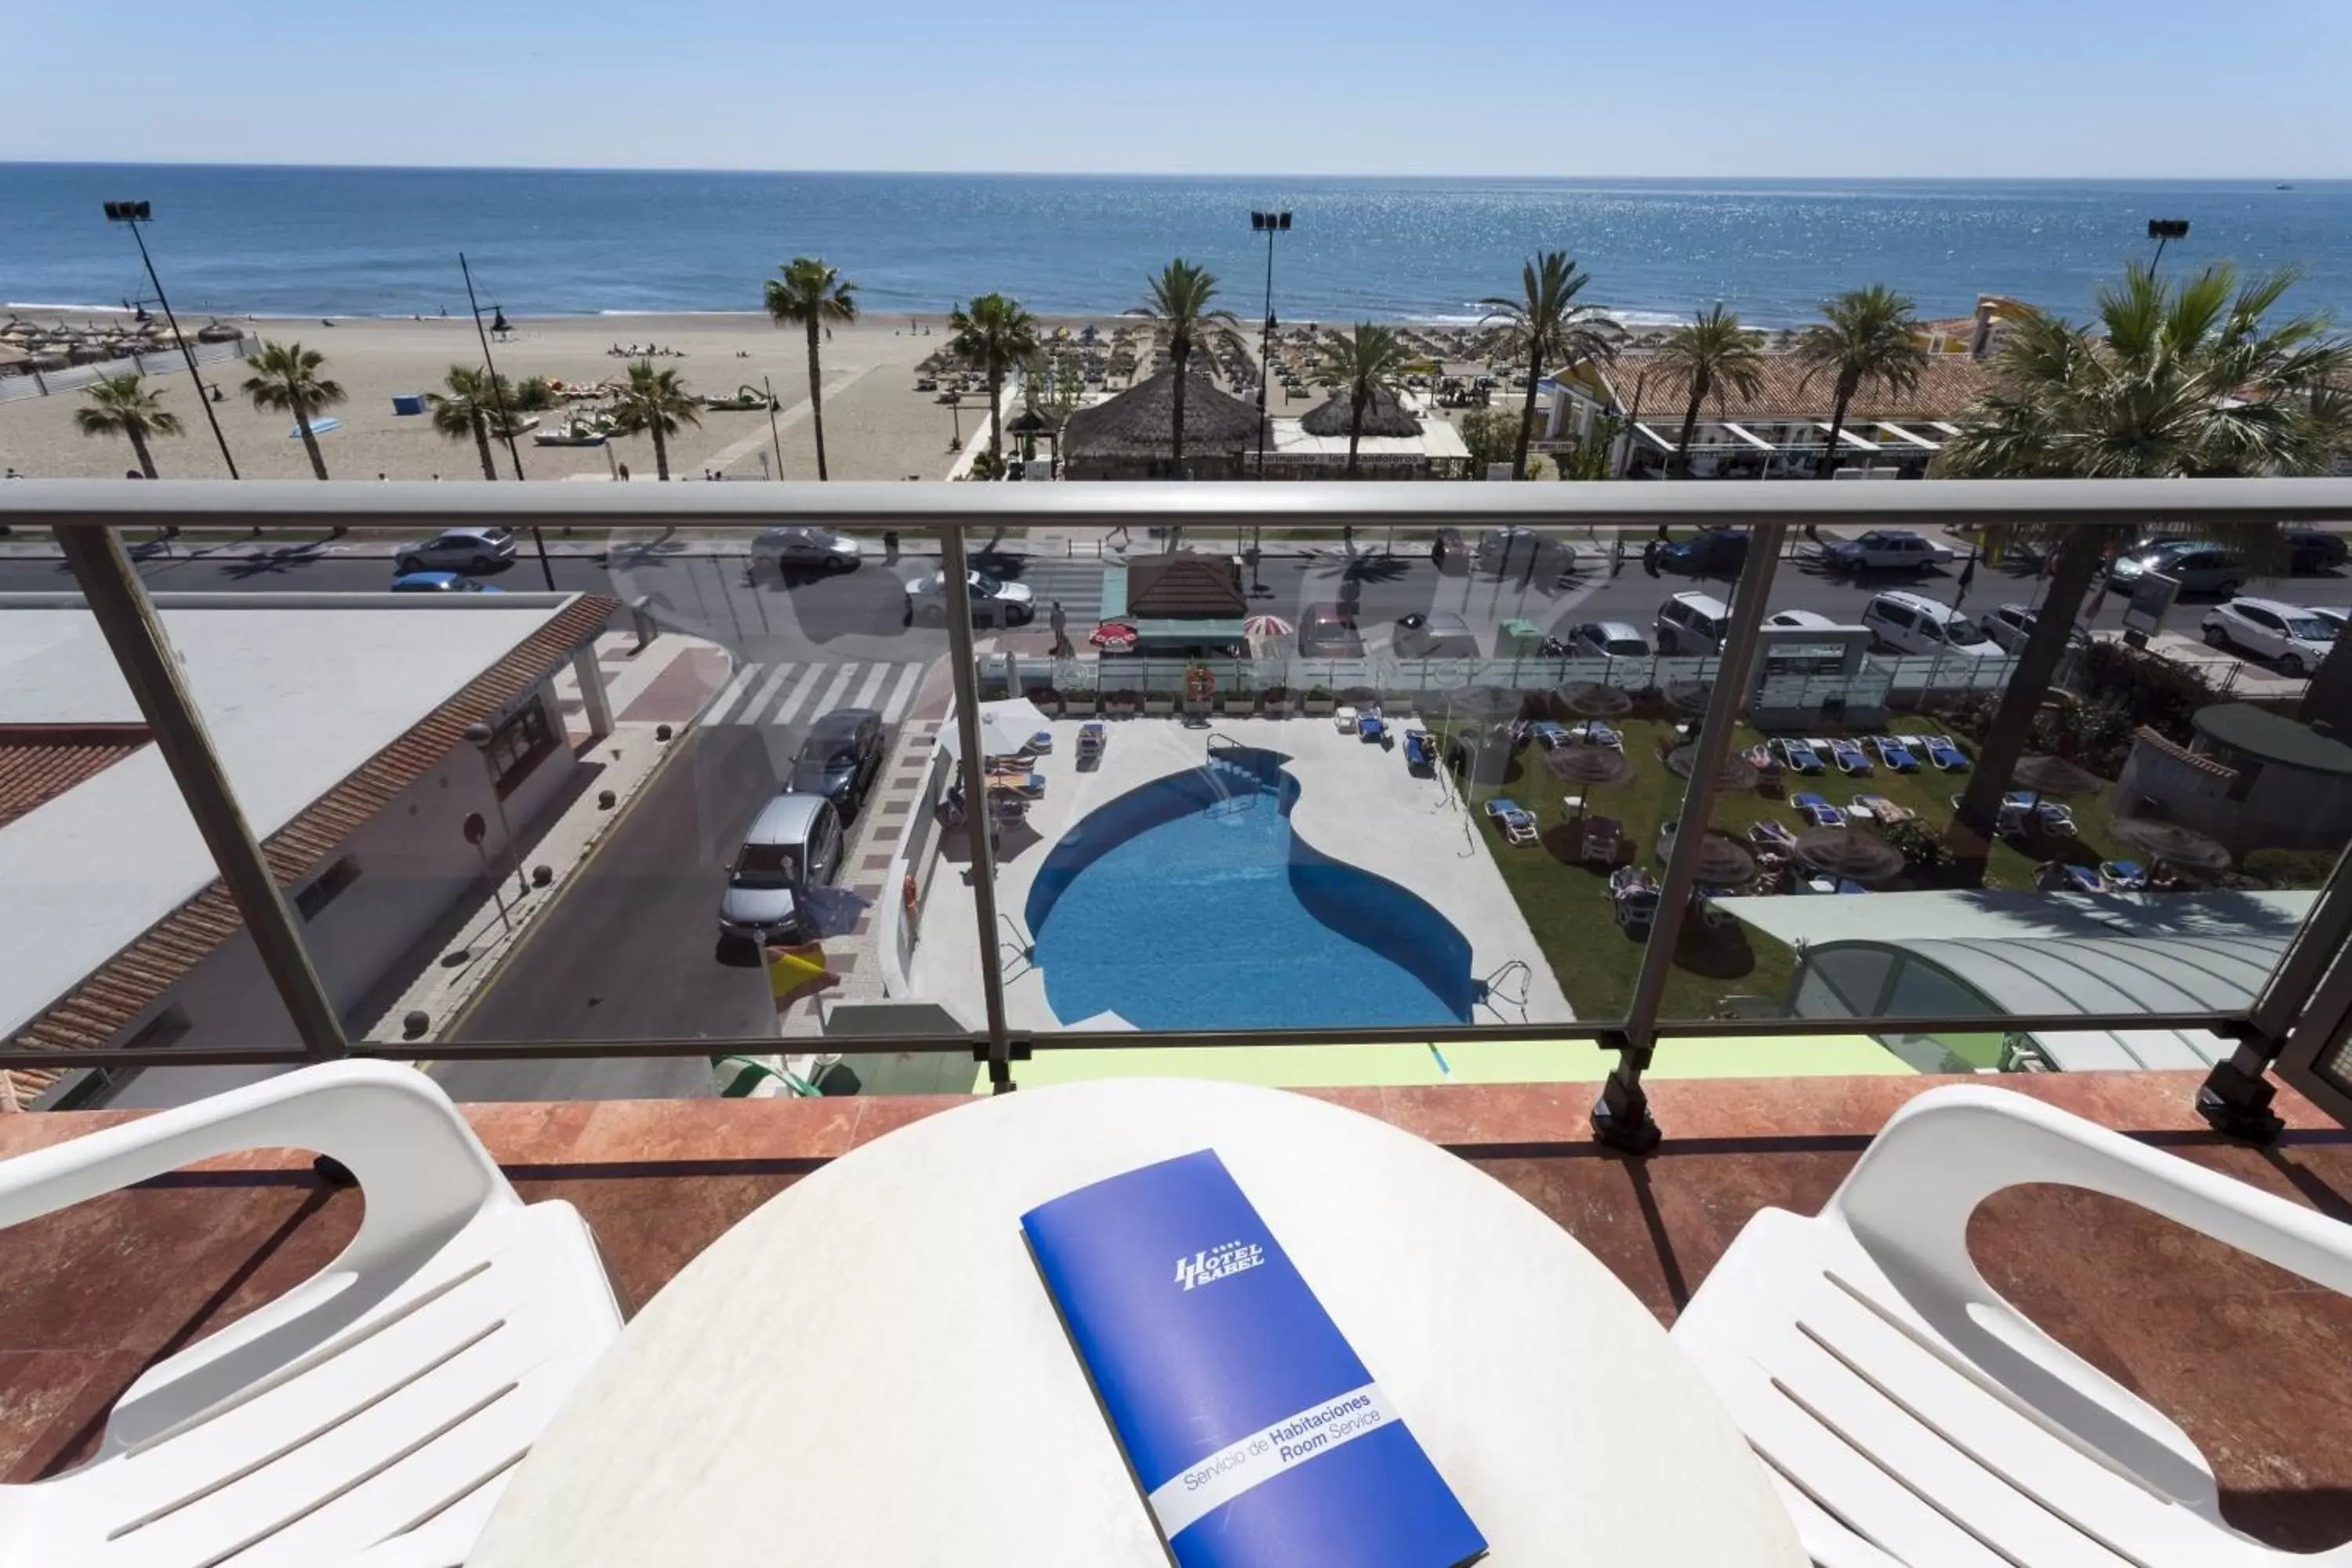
[1497, 618, 1544, 658]
[390, 394, 425, 416]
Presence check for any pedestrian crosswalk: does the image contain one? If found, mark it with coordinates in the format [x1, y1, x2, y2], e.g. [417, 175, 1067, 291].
[1011, 561, 1108, 625]
[705, 659, 930, 727]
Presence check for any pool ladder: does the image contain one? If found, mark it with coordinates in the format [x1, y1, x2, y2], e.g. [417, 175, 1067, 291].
[1475, 960, 1532, 1023]
[1202, 733, 1261, 815]
[997, 912, 1037, 981]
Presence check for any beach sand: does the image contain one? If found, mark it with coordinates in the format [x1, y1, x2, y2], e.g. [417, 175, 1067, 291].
[0, 311, 1112, 483]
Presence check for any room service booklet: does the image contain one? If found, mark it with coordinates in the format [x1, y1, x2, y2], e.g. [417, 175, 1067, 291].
[1022, 1150, 1486, 1567]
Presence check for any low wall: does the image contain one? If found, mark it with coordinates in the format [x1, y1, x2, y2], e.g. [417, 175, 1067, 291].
[881, 742, 955, 998]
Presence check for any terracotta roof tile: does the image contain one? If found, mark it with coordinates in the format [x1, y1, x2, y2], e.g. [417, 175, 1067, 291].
[1609, 353, 1989, 424]
[1126, 553, 1248, 618]
[0, 726, 150, 829]
[5, 597, 618, 1087]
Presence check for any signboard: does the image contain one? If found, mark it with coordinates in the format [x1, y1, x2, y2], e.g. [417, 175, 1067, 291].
[2121, 571, 2180, 637]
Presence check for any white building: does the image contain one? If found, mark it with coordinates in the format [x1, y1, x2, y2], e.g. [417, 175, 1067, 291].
[0, 591, 616, 1108]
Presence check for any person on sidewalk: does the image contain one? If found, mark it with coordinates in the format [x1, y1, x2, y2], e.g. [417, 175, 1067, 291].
[1048, 601, 1073, 659]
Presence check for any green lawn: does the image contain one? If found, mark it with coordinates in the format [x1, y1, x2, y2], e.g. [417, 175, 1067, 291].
[1444, 714, 2129, 1024]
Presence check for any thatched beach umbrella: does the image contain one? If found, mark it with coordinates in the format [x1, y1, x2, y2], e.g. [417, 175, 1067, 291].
[1300, 386, 1422, 439]
[2107, 816, 2234, 875]
[1664, 680, 1715, 716]
[1795, 826, 1907, 883]
[1544, 746, 1638, 788]
[1555, 681, 1634, 719]
[2012, 753, 2107, 797]
[1667, 743, 1759, 791]
[1664, 828, 1758, 886]
[1443, 685, 1525, 723]
[1060, 368, 1261, 470]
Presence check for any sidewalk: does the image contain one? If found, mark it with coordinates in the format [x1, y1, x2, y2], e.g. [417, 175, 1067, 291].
[361, 630, 736, 1043]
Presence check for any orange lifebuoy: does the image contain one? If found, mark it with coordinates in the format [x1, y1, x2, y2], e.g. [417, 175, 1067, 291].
[902, 873, 919, 918]
[1184, 666, 1214, 702]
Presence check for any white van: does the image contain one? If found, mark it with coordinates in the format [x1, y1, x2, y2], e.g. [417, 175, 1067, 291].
[1860, 590, 2002, 659]
[1656, 591, 1733, 655]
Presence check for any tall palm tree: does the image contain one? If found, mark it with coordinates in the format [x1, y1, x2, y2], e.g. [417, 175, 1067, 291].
[1314, 324, 1414, 477]
[1479, 252, 1624, 480]
[1657, 306, 1766, 477]
[1933, 260, 2352, 882]
[425, 365, 512, 480]
[947, 293, 1040, 470]
[73, 372, 182, 478]
[1795, 285, 1929, 477]
[607, 359, 701, 480]
[240, 340, 344, 481]
[1127, 260, 1239, 480]
[764, 258, 859, 480]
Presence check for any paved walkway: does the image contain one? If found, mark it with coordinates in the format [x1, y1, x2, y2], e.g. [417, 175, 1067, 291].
[363, 630, 735, 1043]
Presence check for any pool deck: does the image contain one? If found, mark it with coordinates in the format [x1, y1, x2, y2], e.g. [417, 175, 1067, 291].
[906, 714, 1574, 1044]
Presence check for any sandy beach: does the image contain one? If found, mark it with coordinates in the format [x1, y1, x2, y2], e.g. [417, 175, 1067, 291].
[0, 311, 1132, 484]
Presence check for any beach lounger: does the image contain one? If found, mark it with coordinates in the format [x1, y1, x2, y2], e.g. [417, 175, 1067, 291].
[1827, 737, 1873, 777]
[1869, 735, 1919, 772]
[2102, 859, 2148, 891]
[988, 771, 1045, 798]
[1610, 866, 1660, 932]
[1075, 720, 1106, 759]
[1792, 792, 1848, 828]
[1995, 790, 2075, 836]
[1334, 705, 1359, 733]
[1403, 730, 1433, 770]
[1567, 720, 1624, 750]
[1922, 734, 1970, 771]
[2039, 861, 2108, 895]
[1770, 736, 1825, 775]
[1848, 794, 1915, 826]
[1531, 720, 1570, 750]
[1582, 814, 1622, 867]
[1359, 712, 1387, 742]
[1748, 819, 1799, 855]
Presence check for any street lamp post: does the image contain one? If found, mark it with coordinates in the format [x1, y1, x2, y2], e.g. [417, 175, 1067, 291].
[1249, 210, 1291, 487]
[2147, 217, 2190, 270]
[459, 252, 557, 590]
[463, 720, 532, 902]
[102, 201, 239, 479]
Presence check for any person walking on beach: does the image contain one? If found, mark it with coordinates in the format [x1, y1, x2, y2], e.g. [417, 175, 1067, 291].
[1049, 600, 1073, 658]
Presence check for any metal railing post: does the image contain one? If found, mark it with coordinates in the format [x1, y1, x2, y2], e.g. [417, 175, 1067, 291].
[938, 521, 1016, 1091]
[2201, 840, 2352, 1139]
[1598, 521, 1789, 1152]
[55, 524, 349, 1060]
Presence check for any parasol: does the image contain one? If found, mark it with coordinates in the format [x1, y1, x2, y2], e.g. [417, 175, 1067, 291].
[1666, 744, 1759, 791]
[2011, 753, 2108, 797]
[2107, 816, 2234, 874]
[1795, 826, 1908, 883]
[1443, 684, 1524, 723]
[1544, 746, 1638, 787]
[1555, 681, 1634, 718]
[1661, 826, 1759, 884]
[1089, 622, 1138, 652]
[1242, 613, 1294, 638]
[1664, 680, 1715, 716]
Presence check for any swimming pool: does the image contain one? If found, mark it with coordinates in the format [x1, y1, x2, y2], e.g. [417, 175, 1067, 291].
[1023, 746, 1475, 1029]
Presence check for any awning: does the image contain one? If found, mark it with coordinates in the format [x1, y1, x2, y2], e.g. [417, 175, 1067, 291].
[1132, 618, 1249, 644]
[1876, 422, 1942, 450]
[1720, 423, 1776, 452]
[1820, 421, 1878, 451]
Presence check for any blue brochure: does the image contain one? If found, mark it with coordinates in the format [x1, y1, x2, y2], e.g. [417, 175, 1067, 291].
[1022, 1149, 1486, 1567]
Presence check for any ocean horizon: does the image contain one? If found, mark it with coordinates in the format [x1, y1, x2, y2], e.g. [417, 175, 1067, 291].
[6, 163, 2351, 329]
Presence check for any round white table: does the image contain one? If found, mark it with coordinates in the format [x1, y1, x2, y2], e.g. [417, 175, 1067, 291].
[472, 1079, 1805, 1566]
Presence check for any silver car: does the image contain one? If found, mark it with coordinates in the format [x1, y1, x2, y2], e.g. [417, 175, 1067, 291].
[903, 569, 1034, 627]
[394, 526, 517, 575]
[751, 526, 863, 576]
[718, 793, 844, 947]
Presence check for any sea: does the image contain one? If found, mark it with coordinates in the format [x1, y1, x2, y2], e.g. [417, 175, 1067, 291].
[5, 163, 2350, 330]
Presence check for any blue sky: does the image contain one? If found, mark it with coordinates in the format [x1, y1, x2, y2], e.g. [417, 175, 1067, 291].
[5, 0, 2347, 176]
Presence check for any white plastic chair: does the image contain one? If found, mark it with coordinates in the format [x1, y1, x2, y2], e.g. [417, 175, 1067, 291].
[0, 1060, 622, 1568]
[1671, 1084, 2352, 1567]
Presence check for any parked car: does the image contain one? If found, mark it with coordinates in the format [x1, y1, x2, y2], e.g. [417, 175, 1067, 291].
[752, 526, 863, 576]
[784, 707, 886, 818]
[2313, 606, 2350, 637]
[2201, 597, 2339, 676]
[1820, 529, 1955, 572]
[393, 525, 517, 575]
[1468, 527, 1577, 579]
[2107, 539, 2245, 597]
[389, 571, 503, 594]
[2284, 528, 2350, 575]
[902, 568, 1035, 627]
[717, 793, 844, 949]
[1297, 601, 1366, 658]
[1563, 621, 1652, 659]
[1391, 612, 1482, 661]
[1860, 590, 2002, 659]
[1655, 591, 1733, 655]
[1982, 601, 2089, 654]
[1657, 528, 1749, 577]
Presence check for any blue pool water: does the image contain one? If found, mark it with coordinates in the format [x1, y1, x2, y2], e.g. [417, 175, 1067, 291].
[1025, 749, 1474, 1030]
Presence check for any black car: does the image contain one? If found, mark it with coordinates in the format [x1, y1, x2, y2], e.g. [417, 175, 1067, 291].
[1657, 528, 1749, 577]
[785, 707, 886, 818]
[2285, 528, 2350, 575]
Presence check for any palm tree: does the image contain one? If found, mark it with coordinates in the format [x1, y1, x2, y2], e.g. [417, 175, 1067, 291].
[1314, 324, 1414, 477]
[1127, 260, 1239, 480]
[425, 365, 510, 480]
[73, 372, 182, 478]
[1933, 260, 2352, 882]
[1479, 252, 1624, 480]
[1657, 306, 1766, 477]
[1795, 285, 1928, 477]
[240, 340, 344, 481]
[947, 293, 1040, 470]
[764, 258, 859, 480]
[607, 359, 701, 480]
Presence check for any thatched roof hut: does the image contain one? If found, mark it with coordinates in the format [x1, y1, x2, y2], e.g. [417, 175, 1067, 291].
[1063, 368, 1260, 460]
[1301, 387, 1422, 439]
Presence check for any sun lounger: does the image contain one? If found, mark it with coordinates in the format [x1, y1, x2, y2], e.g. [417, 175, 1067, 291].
[2040, 861, 2108, 894]
[1582, 814, 1622, 867]
[1359, 712, 1387, 742]
[1334, 705, 1359, 733]
[1075, 721, 1106, 760]
[1869, 735, 1919, 772]
[1748, 819, 1799, 855]
[1481, 796, 1539, 844]
[1847, 794, 1915, 826]
[2101, 859, 2147, 891]
[1826, 738, 1873, 776]
[1771, 737, 1825, 775]
[988, 771, 1045, 797]
[1610, 866, 1659, 931]
[1744, 744, 1784, 792]
[1403, 729, 1433, 770]
[1792, 792, 1847, 828]
[1922, 734, 1969, 771]
[1531, 720, 1570, 750]
[1570, 720, 1624, 750]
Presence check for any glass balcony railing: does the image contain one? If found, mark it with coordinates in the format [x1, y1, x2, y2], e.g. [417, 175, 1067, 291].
[4, 477, 2350, 1143]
